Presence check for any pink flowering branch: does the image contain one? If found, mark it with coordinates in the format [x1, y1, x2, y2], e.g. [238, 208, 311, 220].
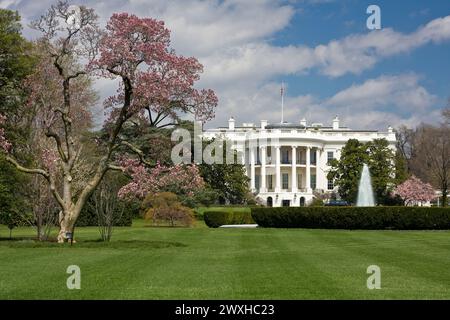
[393, 175, 437, 205]
[118, 159, 204, 200]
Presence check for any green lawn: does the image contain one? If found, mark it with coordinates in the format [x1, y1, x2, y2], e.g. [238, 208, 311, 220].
[0, 219, 449, 299]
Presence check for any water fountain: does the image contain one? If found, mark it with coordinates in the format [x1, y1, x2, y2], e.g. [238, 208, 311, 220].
[356, 163, 376, 206]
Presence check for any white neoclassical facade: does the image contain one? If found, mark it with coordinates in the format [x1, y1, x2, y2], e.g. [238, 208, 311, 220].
[202, 116, 396, 207]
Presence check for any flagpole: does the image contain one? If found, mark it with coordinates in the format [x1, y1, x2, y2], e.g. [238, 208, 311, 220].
[281, 82, 284, 123]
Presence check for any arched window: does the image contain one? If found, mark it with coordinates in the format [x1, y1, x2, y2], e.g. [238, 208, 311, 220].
[267, 197, 273, 207]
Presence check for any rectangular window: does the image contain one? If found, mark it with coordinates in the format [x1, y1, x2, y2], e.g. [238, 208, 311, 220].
[311, 174, 316, 190]
[282, 173, 289, 189]
[268, 175, 273, 190]
[327, 151, 334, 165]
[311, 150, 317, 165]
[298, 174, 303, 188]
[282, 149, 290, 164]
[327, 179, 334, 190]
[256, 147, 260, 164]
[255, 175, 260, 190]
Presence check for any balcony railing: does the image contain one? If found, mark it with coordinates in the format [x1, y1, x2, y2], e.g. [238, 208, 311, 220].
[255, 158, 317, 165]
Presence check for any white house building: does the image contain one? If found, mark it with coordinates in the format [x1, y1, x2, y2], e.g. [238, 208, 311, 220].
[202, 116, 396, 207]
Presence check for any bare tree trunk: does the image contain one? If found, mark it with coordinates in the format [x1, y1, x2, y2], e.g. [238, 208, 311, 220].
[57, 210, 76, 243]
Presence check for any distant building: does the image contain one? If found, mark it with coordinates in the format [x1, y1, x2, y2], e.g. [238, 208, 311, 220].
[202, 116, 396, 207]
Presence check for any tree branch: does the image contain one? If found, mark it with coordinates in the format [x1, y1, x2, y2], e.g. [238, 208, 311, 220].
[5, 155, 65, 209]
[5, 156, 50, 178]
[45, 129, 68, 162]
[120, 140, 154, 167]
[107, 164, 124, 171]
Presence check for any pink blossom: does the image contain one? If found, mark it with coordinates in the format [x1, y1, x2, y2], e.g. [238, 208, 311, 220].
[393, 175, 437, 205]
[118, 159, 204, 200]
[41, 148, 59, 172]
[91, 13, 217, 126]
[0, 115, 12, 152]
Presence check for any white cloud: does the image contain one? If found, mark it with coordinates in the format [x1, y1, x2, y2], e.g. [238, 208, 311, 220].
[202, 15, 450, 82]
[212, 74, 439, 130]
[325, 74, 437, 112]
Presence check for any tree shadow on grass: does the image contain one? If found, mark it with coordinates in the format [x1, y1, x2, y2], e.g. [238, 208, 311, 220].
[0, 236, 37, 242]
[142, 225, 193, 228]
[0, 238, 187, 249]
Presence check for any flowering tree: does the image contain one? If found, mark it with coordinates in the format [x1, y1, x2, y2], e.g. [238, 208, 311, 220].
[0, 2, 217, 242]
[393, 175, 437, 206]
[118, 159, 204, 200]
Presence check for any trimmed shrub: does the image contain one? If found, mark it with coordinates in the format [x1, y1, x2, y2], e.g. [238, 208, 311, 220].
[204, 210, 255, 228]
[251, 206, 450, 230]
[142, 192, 194, 227]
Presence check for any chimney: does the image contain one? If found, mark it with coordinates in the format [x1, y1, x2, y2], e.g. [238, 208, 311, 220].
[261, 120, 267, 129]
[332, 116, 339, 130]
[300, 118, 307, 127]
[388, 126, 393, 133]
[228, 117, 235, 130]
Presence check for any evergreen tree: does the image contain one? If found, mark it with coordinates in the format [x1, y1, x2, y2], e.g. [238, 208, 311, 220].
[0, 10, 35, 233]
[328, 138, 396, 205]
[327, 139, 368, 204]
[199, 139, 250, 205]
[366, 139, 396, 204]
[394, 150, 409, 185]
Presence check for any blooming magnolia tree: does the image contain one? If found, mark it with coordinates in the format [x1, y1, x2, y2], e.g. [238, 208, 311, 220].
[0, 2, 217, 242]
[117, 159, 204, 200]
[393, 175, 437, 206]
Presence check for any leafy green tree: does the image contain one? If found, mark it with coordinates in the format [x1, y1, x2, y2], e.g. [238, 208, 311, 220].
[328, 138, 396, 205]
[366, 139, 396, 204]
[0, 9, 35, 150]
[394, 150, 409, 185]
[199, 139, 250, 205]
[327, 139, 368, 204]
[0, 155, 28, 238]
[0, 10, 42, 239]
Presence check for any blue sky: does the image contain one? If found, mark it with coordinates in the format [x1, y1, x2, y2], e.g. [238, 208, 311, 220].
[273, 0, 450, 109]
[1, 0, 450, 130]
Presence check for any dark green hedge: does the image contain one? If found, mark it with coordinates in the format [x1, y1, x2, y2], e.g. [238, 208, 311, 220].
[204, 210, 255, 228]
[251, 206, 450, 230]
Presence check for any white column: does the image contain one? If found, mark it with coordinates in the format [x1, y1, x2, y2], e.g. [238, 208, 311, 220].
[291, 146, 297, 193]
[240, 147, 247, 175]
[275, 146, 281, 192]
[260, 147, 267, 192]
[306, 146, 311, 193]
[250, 147, 256, 191]
[316, 148, 325, 191]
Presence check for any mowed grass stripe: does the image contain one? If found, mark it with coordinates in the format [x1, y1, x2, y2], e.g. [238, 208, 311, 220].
[313, 230, 450, 298]
[0, 223, 449, 299]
